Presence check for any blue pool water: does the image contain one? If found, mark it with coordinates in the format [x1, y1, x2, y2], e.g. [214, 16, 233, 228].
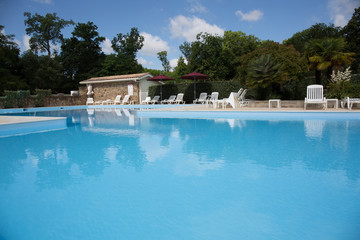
[0, 108, 360, 240]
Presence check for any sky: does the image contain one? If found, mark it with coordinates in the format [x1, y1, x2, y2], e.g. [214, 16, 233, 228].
[0, 0, 359, 70]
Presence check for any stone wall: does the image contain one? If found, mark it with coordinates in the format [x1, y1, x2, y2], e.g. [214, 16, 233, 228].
[90, 81, 140, 104]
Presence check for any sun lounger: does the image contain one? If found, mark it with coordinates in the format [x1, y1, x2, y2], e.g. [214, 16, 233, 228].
[304, 85, 327, 109]
[114, 95, 122, 104]
[193, 92, 208, 104]
[206, 92, 219, 107]
[161, 95, 176, 104]
[86, 98, 94, 105]
[150, 96, 160, 104]
[121, 94, 131, 105]
[142, 96, 151, 104]
[346, 97, 360, 110]
[174, 93, 185, 104]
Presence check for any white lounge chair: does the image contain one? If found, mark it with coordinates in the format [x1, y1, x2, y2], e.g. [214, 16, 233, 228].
[304, 85, 327, 109]
[193, 92, 208, 104]
[114, 95, 122, 104]
[142, 96, 151, 104]
[121, 94, 131, 105]
[150, 96, 160, 104]
[238, 89, 249, 107]
[206, 92, 219, 107]
[346, 97, 360, 110]
[161, 95, 176, 104]
[174, 93, 185, 104]
[86, 98, 94, 105]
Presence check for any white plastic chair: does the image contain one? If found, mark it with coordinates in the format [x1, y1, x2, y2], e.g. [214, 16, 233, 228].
[161, 95, 176, 104]
[114, 95, 122, 104]
[141, 96, 151, 104]
[206, 92, 219, 107]
[121, 95, 131, 105]
[150, 96, 160, 104]
[346, 97, 360, 110]
[86, 98, 94, 105]
[193, 92, 208, 104]
[174, 93, 185, 104]
[304, 85, 327, 109]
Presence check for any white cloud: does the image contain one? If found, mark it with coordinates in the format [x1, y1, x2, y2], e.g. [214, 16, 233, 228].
[101, 38, 114, 54]
[169, 58, 179, 69]
[139, 32, 170, 56]
[188, 0, 207, 13]
[23, 35, 31, 51]
[137, 57, 154, 67]
[169, 15, 224, 42]
[235, 9, 264, 22]
[328, 0, 359, 27]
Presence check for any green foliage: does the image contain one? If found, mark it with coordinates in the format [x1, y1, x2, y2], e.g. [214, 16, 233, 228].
[4, 90, 30, 108]
[35, 89, 51, 107]
[24, 12, 74, 57]
[157, 51, 171, 72]
[179, 32, 233, 80]
[238, 42, 308, 99]
[342, 7, 360, 73]
[173, 56, 188, 78]
[283, 23, 342, 53]
[0, 25, 28, 94]
[61, 21, 105, 82]
[305, 38, 355, 83]
[326, 67, 352, 98]
[110, 27, 144, 74]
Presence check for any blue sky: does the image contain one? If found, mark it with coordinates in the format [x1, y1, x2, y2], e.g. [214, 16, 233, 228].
[1, 0, 359, 70]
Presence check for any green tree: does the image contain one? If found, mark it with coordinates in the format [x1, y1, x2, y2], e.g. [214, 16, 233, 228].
[61, 21, 105, 82]
[24, 12, 74, 57]
[173, 56, 188, 78]
[179, 32, 233, 80]
[305, 38, 354, 84]
[341, 7, 360, 73]
[239, 42, 308, 98]
[157, 51, 171, 72]
[0, 25, 28, 94]
[111, 27, 144, 74]
[283, 23, 342, 53]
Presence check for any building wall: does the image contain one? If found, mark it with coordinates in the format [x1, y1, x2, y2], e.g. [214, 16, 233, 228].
[90, 81, 140, 104]
[139, 80, 160, 102]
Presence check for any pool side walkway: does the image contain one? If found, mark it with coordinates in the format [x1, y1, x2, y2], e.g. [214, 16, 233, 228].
[0, 116, 66, 125]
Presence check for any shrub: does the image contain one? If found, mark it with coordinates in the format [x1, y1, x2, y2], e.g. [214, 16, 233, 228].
[35, 89, 52, 107]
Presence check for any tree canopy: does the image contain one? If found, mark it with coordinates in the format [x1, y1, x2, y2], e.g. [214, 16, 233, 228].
[24, 12, 74, 57]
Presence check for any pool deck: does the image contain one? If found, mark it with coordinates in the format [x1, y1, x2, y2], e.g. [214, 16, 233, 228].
[0, 105, 358, 126]
[0, 116, 66, 125]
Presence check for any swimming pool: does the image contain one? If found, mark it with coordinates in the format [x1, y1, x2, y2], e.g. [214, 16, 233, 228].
[1, 108, 359, 240]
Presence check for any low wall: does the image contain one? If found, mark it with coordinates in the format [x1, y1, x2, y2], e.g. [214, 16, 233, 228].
[0, 94, 87, 109]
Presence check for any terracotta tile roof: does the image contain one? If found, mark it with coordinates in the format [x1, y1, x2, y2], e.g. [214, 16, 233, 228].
[79, 72, 152, 84]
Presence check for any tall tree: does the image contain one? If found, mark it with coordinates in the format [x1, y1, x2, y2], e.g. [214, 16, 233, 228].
[157, 51, 171, 72]
[0, 25, 27, 93]
[61, 21, 105, 82]
[111, 27, 144, 74]
[24, 12, 74, 57]
[174, 56, 188, 78]
[305, 38, 354, 84]
[283, 23, 342, 53]
[179, 32, 233, 80]
[341, 7, 360, 73]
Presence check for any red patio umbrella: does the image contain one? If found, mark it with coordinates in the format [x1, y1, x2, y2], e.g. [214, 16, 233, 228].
[147, 74, 174, 100]
[180, 72, 209, 100]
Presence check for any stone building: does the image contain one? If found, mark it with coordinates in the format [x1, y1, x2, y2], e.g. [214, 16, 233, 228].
[79, 73, 157, 104]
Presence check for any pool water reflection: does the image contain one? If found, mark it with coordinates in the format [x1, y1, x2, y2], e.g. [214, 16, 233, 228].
[0, 109, 359, 240]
